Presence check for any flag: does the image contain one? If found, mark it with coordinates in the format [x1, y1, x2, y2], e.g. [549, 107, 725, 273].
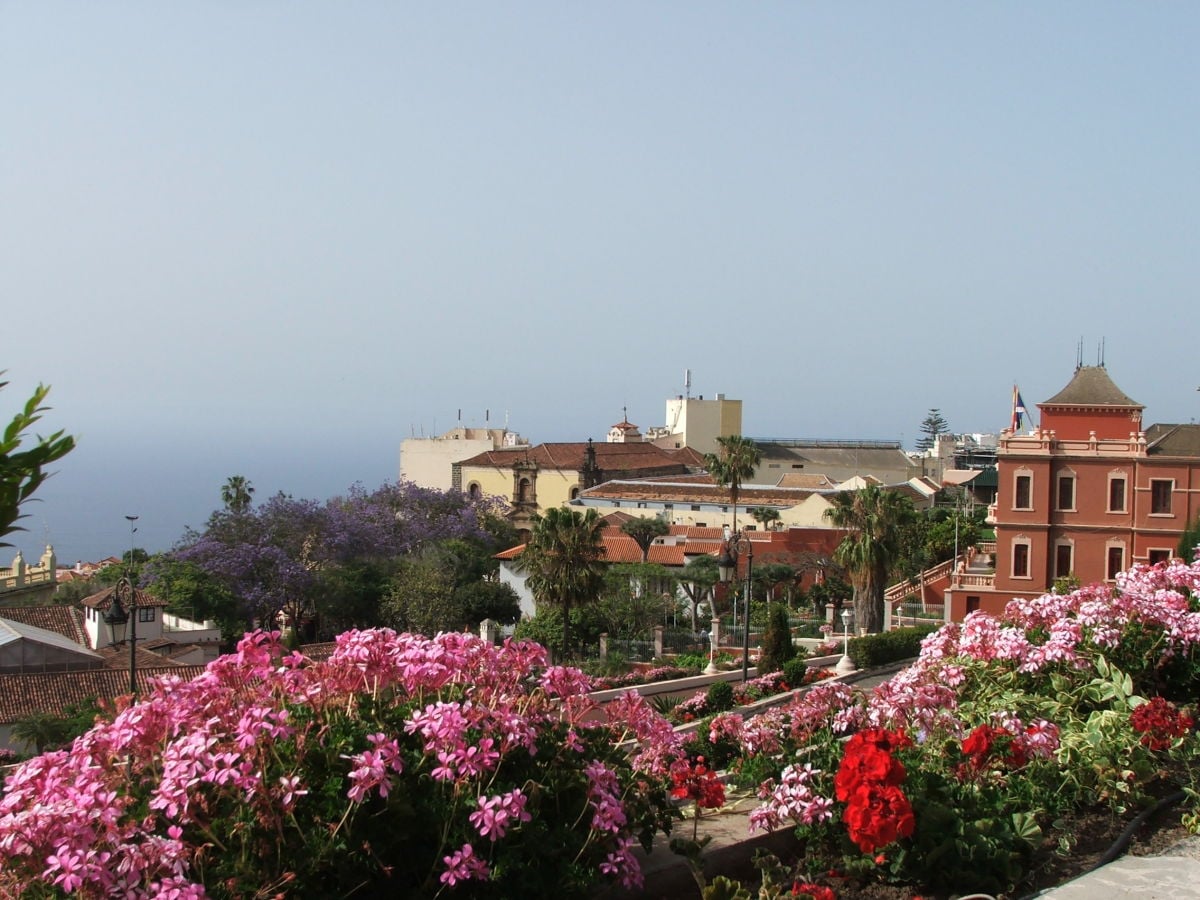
[1011, 386, 1028, 432]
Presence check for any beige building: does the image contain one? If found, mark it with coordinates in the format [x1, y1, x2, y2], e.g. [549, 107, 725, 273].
[645, 393, 742, 455]
[572, 476, 839, 530]
[456, 440, 702, 537]
[400, 426, 529, 491]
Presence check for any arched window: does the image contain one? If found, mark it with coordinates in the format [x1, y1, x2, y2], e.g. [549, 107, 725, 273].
[468, 482, 482, 500]
[517, 478, 531, 503]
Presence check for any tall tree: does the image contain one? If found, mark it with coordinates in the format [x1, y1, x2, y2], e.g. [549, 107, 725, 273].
[915, 409, 951, 453]
[1, 375, 75, 546]
[677, 554, 719, 629]
[824, 484, 917, 633]
[158, 482, 492, 635]
[704, 435, 762, 532]
[221, 475, 255, 514]
[521, 507, 606, 660]
[620, 515, 669, 562]
[1178, 516, 1200, 563]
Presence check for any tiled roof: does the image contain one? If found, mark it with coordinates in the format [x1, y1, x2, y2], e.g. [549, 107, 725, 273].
[495, 525, 726, 567]
[0, 617, 102, 661]
[0, 605, 89, 645]
[0, 665, 207, 723]
[1146, 424, 1200, 458]
[81, 585, 170, 612]
[94, 643, 189, 671]
[668, 525, 725, 540]
[1042, 366, 1142, 408]
[775, 473, 839, 488]
[298, 642, 338, 663]
[579, 480, 825, 506]
[458, 441, 691, 474]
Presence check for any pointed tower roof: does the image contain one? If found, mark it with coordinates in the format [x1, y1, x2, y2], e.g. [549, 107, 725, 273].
[1041, 366, 1142, 409]
[1037, 366, 1144, 440]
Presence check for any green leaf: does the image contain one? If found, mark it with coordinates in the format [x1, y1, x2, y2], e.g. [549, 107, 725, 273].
[702, 877, 753, 900]
[1011, 812, 1042, 846]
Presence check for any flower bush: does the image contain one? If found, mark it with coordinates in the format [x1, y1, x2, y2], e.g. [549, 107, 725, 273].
[0, 630, 682, 898]
[728, 557, 1200, 896]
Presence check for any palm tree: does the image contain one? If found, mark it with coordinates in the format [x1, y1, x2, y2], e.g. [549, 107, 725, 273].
[221, 475, 255, 514]
[704, 435, 762, 532]
[522, 507, 606, 660]
[823, 484, 916, 634]
[749, 506, 781, 531]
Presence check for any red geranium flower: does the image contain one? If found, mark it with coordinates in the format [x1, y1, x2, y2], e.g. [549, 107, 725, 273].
[841, 782, 915, 853]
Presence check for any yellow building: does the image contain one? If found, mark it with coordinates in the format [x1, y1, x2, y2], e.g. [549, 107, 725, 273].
[456, 439, 701, 538]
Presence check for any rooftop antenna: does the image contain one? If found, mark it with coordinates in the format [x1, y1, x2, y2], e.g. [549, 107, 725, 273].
[1076, 338, 1084, 370]
[1099, 337, 1106, 367]
[684, 368, 692, 399]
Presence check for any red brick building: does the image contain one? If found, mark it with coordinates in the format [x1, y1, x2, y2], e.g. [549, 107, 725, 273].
[947, 366, 1200, 619]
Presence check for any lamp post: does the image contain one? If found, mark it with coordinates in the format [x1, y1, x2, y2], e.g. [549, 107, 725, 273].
[102, 515, 142, 696]
[835, 604, 856, 676]
[718, 525, 754, 681]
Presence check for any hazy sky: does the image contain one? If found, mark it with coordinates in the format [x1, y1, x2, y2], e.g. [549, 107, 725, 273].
[3, 3, 1197, 564]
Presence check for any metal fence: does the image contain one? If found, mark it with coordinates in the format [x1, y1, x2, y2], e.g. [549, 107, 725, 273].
[887, 598, 949, 630]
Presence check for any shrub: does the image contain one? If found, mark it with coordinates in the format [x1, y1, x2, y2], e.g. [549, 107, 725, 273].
[705, 680, 735, 713]
[0, 630, 681, 898]
[782, 657, 809, 689]
[725, 559, 1200, 896]
[757, 603, 796, 674]
[847, 625, 937, 668]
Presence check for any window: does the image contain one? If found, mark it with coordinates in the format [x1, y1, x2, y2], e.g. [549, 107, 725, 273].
[569, 487, 580, 500]
[1014, 474, 1032, 510]
[516, 478, 531, 503]
[138, 606, 155, 623]
[1148, 549, 1172, 565]
[690, 505, 701, 511]
[468, 482, 482, 500]
[1108, 476, 1126, 513]
[1151, 479, 1174, 515]
[1106, 545, 1125, 580]
[1056, 474, 1075, 511]
[1012, 541, 1030, 578]
[1054, 543, 1073, 579]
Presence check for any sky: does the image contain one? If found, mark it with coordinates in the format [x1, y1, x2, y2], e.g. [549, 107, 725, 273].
[2, 3, 1197, 565]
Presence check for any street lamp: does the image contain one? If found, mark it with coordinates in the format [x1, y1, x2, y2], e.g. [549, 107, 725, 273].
[718, 525, 754, 681]
[102, 577, 140, 695]
[835, 604, 856, 676]
[100, 515, 143, 696]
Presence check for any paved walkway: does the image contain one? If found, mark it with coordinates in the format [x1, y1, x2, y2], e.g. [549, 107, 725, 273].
[1033, 834, 1200, 899]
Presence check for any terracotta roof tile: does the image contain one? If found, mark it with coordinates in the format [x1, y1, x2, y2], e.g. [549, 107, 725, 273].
[458, 441, 690, 475]
[81, 585, 170, 612]
[0, 666, 206, 723]
[0, 605, 89, 645]
[580, 480, 823, 506]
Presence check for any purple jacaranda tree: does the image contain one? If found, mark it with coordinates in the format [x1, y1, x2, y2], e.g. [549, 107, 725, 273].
[163, 482, 504, 636]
